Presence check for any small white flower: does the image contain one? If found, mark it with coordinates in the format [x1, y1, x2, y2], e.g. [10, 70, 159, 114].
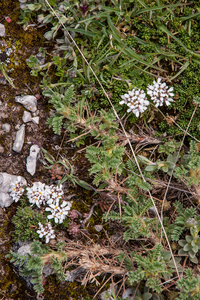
[120, 88, 149, 117]
[9, 177, 25, 202]
[45, 199, 72, 224]
[27, 182, 47, 208]
[147, 78, 174, 107]
[37, 222, 55, 243]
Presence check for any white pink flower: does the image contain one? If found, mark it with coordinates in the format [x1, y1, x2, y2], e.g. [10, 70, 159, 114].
[147, 78, 174, 107]
[120, 88, 149, 117]
[37, 222, 55, 243]
[9, 177, 25, 202]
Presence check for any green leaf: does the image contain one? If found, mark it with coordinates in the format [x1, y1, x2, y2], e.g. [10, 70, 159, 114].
[26, 3, 42, 11]
[178, 249, 188, 256]
[76, 180, 92, 191]
[145, 165, 157, 171]
[183, 243, 191, 252]
[190, 255, 198, 264]
[178, 240, 187, 247]
[192, 244, 199, 253]
[143, 292, 152, 300]
[188, 249, 196, 258]
[163, 251, 171, 261]
[185, 235, 193, 243]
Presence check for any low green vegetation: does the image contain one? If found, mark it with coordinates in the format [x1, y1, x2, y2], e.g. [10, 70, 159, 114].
[5, 0, 200, 299]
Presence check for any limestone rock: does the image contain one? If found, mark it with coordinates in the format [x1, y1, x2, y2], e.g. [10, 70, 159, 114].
[13, 124, 25, 153]
[94, 225, 103, 232]
[15, 95, 37, 112]
[22, 111, 32, 123]
[0, 173, 27, 208]
[35, 52, 45, 66]
[26, 144, 40, 176]
[0, 24, 6, 37]
[31, 116, 39, 124]
[2, 123, 11, 133]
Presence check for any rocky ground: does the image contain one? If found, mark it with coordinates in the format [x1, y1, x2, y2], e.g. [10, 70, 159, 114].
[0, 2, 79, 299]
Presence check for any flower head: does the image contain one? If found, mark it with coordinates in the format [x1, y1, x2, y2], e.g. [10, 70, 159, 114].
[37, 222, 55, 243]
[26, 182, 47, 208]
[45, 199, 72, 224]
[120, 88, 149, 117]
[9, 177, 25, 202]
[147, 78, 174, 107]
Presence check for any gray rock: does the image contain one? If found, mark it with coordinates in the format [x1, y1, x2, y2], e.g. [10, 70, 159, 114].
[35, 52, 45, 66]
[148, 206, 157, 216]
[26, 144, 40, 176]
[94, 225, 103, 232]
[32, 110, 39, 117]
[13, 124, 25, 153]
[0, 193, 13, 208]
[31, 116, 39, 124]
[22, 111, 32, 123]
[15, 95, 37, 112]
[2, 123, 11, 133]
[0, 24, 6, 37]
[0, 173, 27, 208]
[18, 244, 32, 256]
[122, 288, 133, 299]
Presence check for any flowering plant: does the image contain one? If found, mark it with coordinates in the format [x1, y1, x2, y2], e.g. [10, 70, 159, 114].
[120, 78, 174, 117]
[9, 179, 72, 243]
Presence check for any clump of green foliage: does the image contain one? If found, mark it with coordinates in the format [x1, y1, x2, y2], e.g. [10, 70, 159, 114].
[7, 240, 66, 294]
[12, 206, 46, 242]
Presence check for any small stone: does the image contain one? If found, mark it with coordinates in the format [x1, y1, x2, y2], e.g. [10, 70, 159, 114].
[15, 95, 37, 112]
[148, 206, 157, 216]
[22, 111, 32, 123]
[31, 116, 39, 124]
[94, 225, 103, 232]
[32, 110, 39, 117]
[0, 146, 4, 153]
[0, 24, 6, 37]
[20, 3, 26, 9]
[26, 144, 40, 176]
[13, 124, 25, 153]
[2, 123, 11, 133]
[0, 77, 7, 85]
[35, 52, 45, 66]
[15, 124, 21, 130]
[18, 244, 31, 256]
[122, 288, 133, 299]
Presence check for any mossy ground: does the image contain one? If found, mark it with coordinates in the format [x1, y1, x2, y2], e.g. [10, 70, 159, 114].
[0, 1, 110, 298]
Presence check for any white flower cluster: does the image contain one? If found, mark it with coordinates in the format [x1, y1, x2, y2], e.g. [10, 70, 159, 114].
[186, 218, 197, 228]
[147, 78, 174, 107]
[37, 222, 55, 243]
[9, 177, 25, 202]
[120, 88, 149, 118]
[26, 181, 71, 224]
[26, 182, 64, 208]
[10, 179, 72, 243]
[120, 78, 174, 117]
[26, 182, 47, 208]
[46, 199, 72, 224]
